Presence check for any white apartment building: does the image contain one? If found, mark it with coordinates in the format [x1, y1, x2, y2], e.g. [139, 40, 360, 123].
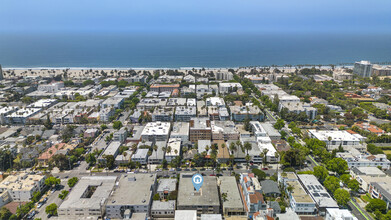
[286, 180, 316, 214]
[337, 152, 391, 170]
[219, 83, 243, 94]
[141, 122, 171, 142]
[0, 173, 46, 202]
[131, 149, 149, 165]
[308, 130, 362, 150]
[206, 97, 226, 107]
[325, 208, 357, 220]
[38, 81, 64, 93]
[165, 138, 181, 162]
[5, 108, 41, 124]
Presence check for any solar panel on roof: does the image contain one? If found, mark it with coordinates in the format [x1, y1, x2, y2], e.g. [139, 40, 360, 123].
[313, 193, 320, 197]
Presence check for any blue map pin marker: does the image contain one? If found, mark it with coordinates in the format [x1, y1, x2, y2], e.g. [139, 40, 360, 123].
[192, 174, 204, 192]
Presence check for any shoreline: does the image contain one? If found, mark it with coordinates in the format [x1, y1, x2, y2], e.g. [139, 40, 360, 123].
[3, 65, 353, 71]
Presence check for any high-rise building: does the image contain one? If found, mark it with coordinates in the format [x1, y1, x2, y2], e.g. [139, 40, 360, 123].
[0, 64, 3, 80]
[353, 60, 372, 77]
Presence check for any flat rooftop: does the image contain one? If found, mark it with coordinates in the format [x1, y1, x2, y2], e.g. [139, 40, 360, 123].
[298, 174, 338, 208]
[59, 176, 117, 210]
[218, 176, 244, 211]
[171, 122, 190, 137]
[107, 174, 156, 205]
[286, 180, 314, 204]
[157, 178, 177, 193]
[177, 173, 220, 207]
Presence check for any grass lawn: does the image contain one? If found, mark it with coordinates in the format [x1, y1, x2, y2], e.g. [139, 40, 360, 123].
[383, 150, 391, 154]
[361, 194, 372, 203]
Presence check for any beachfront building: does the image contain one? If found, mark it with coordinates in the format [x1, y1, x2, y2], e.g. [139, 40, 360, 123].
[38, 81, 64, 93]
[353, 60, 373, 77]
[150, 84, 180, 93]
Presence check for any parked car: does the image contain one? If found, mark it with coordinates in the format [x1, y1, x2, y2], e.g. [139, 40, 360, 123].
[358, 188, 366, 194]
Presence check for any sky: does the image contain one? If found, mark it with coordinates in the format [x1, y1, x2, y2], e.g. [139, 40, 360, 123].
[0, 0, 391, 33]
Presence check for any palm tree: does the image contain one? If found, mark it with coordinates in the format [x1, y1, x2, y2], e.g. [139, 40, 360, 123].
[262, 148, 269, 168]
[221, 143, 226, 161]
[275, 151, 280, 174]
[244, 142, 252, 155]
[236, 140, 242, 158]
[245, 154, 251, 170]
[153, 145, 158, 159]
[229, 142, 237, 155]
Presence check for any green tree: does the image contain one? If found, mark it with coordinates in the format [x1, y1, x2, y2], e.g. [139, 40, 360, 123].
[334, 188, 350, 206]
[86, 153, 96, 166]
[0, 207, 12, 220]
[324, 176, 340, 194]
[340, 174, 351, 185]
[113, 121, 123, 130]
[348, 179, 360, 192]
[252, 168, 267, 181]
[100, 124, 108, 130]
[327, 158, 348, 175]
[58, 190, 69, 200]
[153, 193, 160, 201]
[45, 203, 58, 216]
[67, 177, 79, 188]
[313, 166, 328, 183]
[44, 114, 53, 129]
[45, 177, 61, 188]
[366, 199, 387, 213]
[274, 119, 285, 130]
[103, 155, 115, 169]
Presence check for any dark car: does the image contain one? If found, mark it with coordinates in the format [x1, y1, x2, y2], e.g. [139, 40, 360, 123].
[200, 168, 206, 171]
[216, 174, 223, 177]
[176, 168, 182, 171]
[191, 168, 197, 171]
[358, 189, 366, 194]
[201, 173, 206, 176]
[262, 167, 268, 170]
[184, 169, 190, 171]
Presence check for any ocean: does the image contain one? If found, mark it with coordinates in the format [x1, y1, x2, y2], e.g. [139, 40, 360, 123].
[0, 32, 390, 68]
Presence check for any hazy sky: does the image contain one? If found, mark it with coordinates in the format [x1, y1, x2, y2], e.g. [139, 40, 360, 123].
[1, 0, 390, 33]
